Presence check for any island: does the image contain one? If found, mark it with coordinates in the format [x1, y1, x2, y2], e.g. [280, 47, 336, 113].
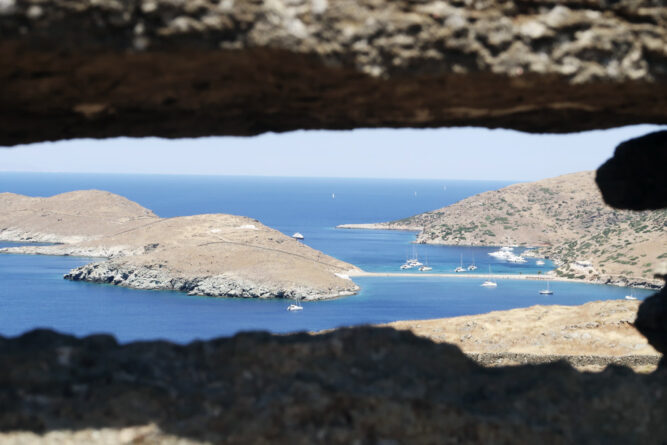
[0, 190, 360, 300]
[339, 171, 666, 288]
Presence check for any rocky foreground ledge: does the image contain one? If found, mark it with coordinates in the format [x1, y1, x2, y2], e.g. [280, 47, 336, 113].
[0, 327, 665, 444]
[387, 299, 662, 373]
[0, 191, 359, 300]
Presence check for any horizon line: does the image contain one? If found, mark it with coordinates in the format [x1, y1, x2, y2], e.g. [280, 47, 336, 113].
[0, 169, 591, 183]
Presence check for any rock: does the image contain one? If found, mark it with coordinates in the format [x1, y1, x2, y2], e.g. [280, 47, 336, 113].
[1, 1, 667, 144]
[0, 327, 665, 443]
[635, 284, 667, 368]
[596, 130, 667, 211]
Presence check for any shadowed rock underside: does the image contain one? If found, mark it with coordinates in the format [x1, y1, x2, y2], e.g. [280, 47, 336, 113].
[1, 0, 667, 145]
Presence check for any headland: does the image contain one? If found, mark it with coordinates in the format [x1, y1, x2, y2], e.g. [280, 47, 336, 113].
[339, 171, 666, 288]
[0, 191, 360, 300]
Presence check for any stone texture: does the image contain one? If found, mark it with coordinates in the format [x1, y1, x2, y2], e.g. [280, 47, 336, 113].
[1, 328, 666, 444]
[1, 0, 667, 145]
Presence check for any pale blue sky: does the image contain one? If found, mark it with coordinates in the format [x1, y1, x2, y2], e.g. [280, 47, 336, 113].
[1, 125, 663, 181]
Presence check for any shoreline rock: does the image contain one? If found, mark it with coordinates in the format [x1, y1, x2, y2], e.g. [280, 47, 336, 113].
[64, 260, 358, 301]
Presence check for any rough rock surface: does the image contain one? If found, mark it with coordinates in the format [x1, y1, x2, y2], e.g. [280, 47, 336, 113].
[341, 171, 667, 286]
[0, 191, 360, 300]
[0, 328, 665, 444]
[2, 0, 667, 144]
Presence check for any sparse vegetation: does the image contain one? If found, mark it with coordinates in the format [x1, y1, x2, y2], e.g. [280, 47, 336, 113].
[383, 171, 666, 284]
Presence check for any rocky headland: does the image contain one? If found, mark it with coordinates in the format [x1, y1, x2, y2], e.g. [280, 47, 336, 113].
[0, 191, 359, 300]
[340, 171, 666, 288]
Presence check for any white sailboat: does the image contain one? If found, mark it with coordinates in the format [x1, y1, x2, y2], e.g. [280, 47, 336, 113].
[539, 280, 553, 295]
[467, 252, 477, 271]
[455, 254, 466, 273]
[418, 253, 432, 271]
[407, 246, 422, 267]
[292, 232, 304, 240]
[481, 265, 497, 287]
[287, 295, 303, 311]
[625, 289, 637, 300]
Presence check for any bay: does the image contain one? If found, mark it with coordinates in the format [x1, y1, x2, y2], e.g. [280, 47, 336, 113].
[0, 173, 651, 343]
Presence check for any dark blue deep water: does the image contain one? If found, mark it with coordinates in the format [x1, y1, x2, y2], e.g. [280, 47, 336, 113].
[0, 173, 652, 342]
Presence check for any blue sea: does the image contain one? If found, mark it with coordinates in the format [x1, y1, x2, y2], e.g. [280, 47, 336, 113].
[0, 173, 651, 343]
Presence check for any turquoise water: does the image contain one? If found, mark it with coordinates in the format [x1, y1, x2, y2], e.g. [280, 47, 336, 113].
[0, 173, 653, 343]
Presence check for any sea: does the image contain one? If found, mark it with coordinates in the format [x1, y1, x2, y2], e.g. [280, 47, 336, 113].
[0, 172, 652, 343]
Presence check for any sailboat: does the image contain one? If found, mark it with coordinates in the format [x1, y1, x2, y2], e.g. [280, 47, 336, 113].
[625, 289, 637, 300]
[454, 254, 466, 273]
[287, 295, 303, 311]
[481, 265, 497, 287]
[400, 247, 419, 269]
[407, 246, 422, 267]
[418, 253, 432, 271]
[467, 252, 477, 271]
[539, 280, 553, 295]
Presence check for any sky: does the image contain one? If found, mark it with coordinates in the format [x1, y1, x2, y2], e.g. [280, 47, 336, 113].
[0, 124, 663, 181]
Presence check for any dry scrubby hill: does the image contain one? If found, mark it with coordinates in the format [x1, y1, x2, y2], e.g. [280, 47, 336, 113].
[387, 299, 660, 372]
[0, 191, 359, 300]
[0, 190, 158, 242]
[388, 172, 666, 285]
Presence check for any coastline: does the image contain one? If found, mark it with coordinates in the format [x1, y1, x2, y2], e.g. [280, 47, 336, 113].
[0, 191, 361, 301]
[336, 224, 663, 289]
[346, 270, 662, 289]
[0, 241, 361, 301]
[336, 223, 421, 231]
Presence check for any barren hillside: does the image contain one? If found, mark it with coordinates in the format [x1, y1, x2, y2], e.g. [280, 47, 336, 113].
[348, 172, 666, 286]
[387, 299, 661, 372]
[0, 190, 158, 243]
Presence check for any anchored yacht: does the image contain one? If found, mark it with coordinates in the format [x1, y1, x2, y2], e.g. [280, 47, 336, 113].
[287, 295, 304, 311]
[454, 254, 466, 273]
[467, 253, 478, 271]
[539, 281, 553, 295]
[481, 265, 497, 287]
